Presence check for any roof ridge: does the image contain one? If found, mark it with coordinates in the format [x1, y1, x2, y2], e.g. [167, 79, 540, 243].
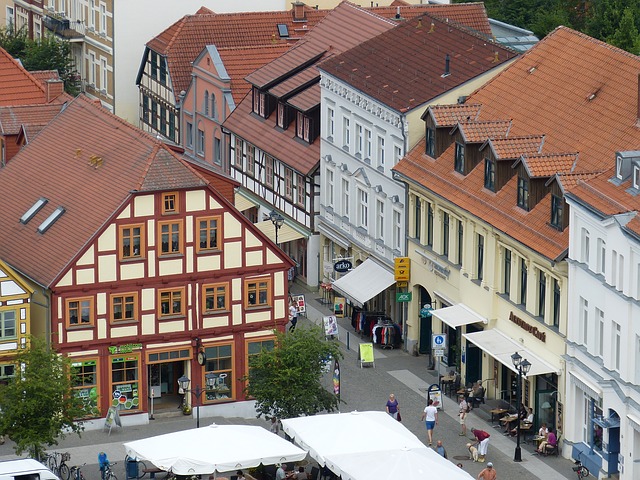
[550, 25, 640, 63]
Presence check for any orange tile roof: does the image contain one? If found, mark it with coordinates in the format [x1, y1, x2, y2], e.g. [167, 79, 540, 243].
[369, 2, 492, 36]
[567, 168, 635, 216]
[0, 47, 47, 106]
[454, 120, 512, 143]
[320, 14, 517, 112]
[288, 83, 321, 112]
[520, 152, 578, 178]
[427, 103, 482, 127]
[29, 70, 60, 84]
[394, 26, 640, 261]
[0, 103, 65, 135]
[466, 27, 640, 172]
[482, 135, 544, 160]
[0, 95, 209, 286]
[217, 44, 291, 105]
[145, 6, 328, 98]
[554, 172, 601, 193]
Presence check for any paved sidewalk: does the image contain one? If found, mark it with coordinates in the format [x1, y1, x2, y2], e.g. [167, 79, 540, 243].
[294, 283, 575, 480]
[0, 283, 576, 480]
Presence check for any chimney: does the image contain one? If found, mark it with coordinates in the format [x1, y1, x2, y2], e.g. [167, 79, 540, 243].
[46, 79, 64, 102]
[442, 54, 450, 78]
[292, 2, 306, 21]
[395, 6, 401, 19]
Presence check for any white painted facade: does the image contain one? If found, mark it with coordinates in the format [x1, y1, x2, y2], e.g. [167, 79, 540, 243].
[565, 187, 640, 478]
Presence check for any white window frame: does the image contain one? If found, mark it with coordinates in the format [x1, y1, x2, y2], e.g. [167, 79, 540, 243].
[377, 135, 385, 168]
[613, 321, 621, 371]
[376, 199, 384, 239]
[393, 209, 401, 251]
[580, 296, 589, 347]
[580, 227, 590, 265]
[365, 128, 372, 160]
[342, 117, 350, 149]
[596, 307, 604, 358]
[357, 187, 368, 228]
[89, 52, 96, 85]
[100, 3, 106, 33]
[100, 58, 107, 91]
[393, 144, 402, 165]
[326, 168, 334, 208]
[597, 238, 606, 274]
[327, 106, 334, 139]
[355, 123, 363, 157]
[341, 178, 349, 217]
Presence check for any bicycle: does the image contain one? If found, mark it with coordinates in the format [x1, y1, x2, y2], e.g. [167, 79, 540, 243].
[572, 460, 589, 478]
[102, 461, 118, 480]
[42, 452, 71, 480]
[69, 464, 87, 480]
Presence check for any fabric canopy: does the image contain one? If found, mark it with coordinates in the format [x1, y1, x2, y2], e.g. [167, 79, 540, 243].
[281, 411, 473, 480]
[123, 424, 307, 475]
[463, 329, 559, 377]
[234, 192, 257, 212]
[331, 259, 394, 308]
[431, 303, 488, 328]
[254, 220, 306, 243]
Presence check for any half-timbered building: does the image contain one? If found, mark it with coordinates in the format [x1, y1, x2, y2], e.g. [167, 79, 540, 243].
[0, 95, 292, 426]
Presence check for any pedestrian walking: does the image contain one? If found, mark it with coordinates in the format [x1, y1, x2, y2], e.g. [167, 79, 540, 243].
[477, 462, 496, 480]
[458, 395, 469, 436]
[421, 398, 438, 445]
[270, 417, 280, 435]
[435, 440, 447, 459]
[470, 428, 491, 462]
[386, 393, 399, 420]
[288, 299, 298, 332]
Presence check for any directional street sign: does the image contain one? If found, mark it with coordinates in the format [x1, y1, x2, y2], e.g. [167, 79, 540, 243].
[394, 257, 411, 282]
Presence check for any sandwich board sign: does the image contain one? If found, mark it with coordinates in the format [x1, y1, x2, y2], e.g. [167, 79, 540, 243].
[103, 406, 122, 435]
[359, 343, 375, 368]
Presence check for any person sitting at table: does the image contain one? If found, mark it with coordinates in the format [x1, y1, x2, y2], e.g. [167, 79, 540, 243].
[470, 381, 485, 407]
[537, 428, 557, 454]
[538, 422, 549, 439]
[505, 403, 527, 434]
[510, 407, 534, 436]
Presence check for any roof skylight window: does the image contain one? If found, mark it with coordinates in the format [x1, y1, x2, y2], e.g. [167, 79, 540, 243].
[277, 24, 289, 38]
[37, 206, 65, 234]
[20, 198, 48, 224]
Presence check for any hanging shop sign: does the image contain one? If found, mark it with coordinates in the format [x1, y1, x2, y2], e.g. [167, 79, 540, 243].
[394, 257, 411, 282]
[396, 292, 412, 302]
[334, 260, 352, 273]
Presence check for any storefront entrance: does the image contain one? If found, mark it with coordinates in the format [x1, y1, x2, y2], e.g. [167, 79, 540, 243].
[148, 356, 186, 411]
[465, 324, 483, 385]
[418, 287, 432, 355]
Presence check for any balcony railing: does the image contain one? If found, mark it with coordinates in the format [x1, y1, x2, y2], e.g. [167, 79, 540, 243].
[43, 14, 84, 40]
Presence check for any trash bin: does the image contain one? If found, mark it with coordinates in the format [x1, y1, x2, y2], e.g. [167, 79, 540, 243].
[125, 457, 138, 480]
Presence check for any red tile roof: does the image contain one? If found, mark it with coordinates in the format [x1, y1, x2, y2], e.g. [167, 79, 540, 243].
[482, 135, 544, 160]
[567, 168, 634, 217]
[394, 26, 640, 261]
[268, 66, 320, 98]
[217, 44, 291, 104]
[369, 2, 492, 36]
[0, 95, 209, 286]
[0, 47, 47, 106]
[427, 103, 482, 127]
[520, 152, 578, 178]
[288, 83, 321, 112]
[0, 103, 65, 135]
[145, 5, 328, 98]
[315, 14, 516, 112]
[453, 120, 512, 143]
[29, 70, 60, 84]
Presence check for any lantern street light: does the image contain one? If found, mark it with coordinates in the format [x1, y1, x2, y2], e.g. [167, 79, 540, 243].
[511, 351, 531, 462]
[178, 372, 217, 428]
[269, 210, 284, 246]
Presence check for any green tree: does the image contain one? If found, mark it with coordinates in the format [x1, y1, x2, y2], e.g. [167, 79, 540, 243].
[530, 7, 572, 39]
[0, 337, 88, 460]
[0, 25, 28, 58]
[606, 7, 640, 54]
[244, 326, 343, 420]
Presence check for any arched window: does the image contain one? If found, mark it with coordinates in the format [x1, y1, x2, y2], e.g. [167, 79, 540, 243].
[211, 93, 217, 119]
[204, 91, 209, 116]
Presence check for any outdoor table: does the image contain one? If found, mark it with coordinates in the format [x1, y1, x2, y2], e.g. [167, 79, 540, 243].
[489, 408, 507, 424]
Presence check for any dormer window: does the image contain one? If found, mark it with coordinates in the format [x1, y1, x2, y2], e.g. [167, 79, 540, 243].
[454, 142, 464, 173]
[550, 194, 564, 230]
[277, 103, 289, 129]
[252, 88, 267, 118]
[296, 111, 311, 143]
[517, 176, 529, 210]
[616, 155, 624, 179]
[484, 158, 495, 191]
[634, 165, 640, 189]
[426, 127, 435, 157]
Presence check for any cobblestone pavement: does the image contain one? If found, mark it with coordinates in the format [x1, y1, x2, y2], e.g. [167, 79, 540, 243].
[0, 284, 576, 480]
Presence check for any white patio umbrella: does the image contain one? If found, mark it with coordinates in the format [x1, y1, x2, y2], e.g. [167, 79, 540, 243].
[281, 411, 473, 480]
[123, 424, 307, 475]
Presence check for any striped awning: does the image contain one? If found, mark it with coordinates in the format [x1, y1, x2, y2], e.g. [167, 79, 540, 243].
[234, 192, 257, 212]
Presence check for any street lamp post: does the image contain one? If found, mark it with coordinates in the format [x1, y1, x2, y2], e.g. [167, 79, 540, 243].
[511, 351, 531, 462]
[178, 372, 217, 428]
[269, 210, 284, 246]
